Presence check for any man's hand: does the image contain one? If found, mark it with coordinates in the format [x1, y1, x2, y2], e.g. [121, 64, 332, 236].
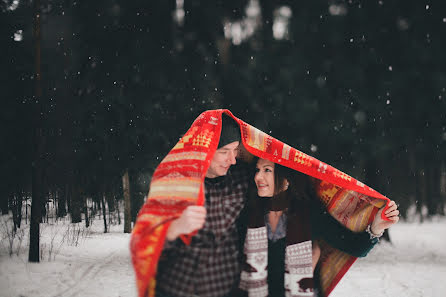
[371, 200, 400, 235]
[166, 206, 207, 241]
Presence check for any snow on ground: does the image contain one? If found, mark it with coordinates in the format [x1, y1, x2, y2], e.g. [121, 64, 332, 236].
[332, 216, 446, 297]
[1, 216, 445, 297]
[0, 218, 134, 297]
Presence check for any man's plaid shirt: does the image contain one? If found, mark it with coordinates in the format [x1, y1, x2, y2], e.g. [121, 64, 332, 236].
[156, 163, 250, 297]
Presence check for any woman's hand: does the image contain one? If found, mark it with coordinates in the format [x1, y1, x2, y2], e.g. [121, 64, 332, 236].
[370, 200, 400, 235]
[166, 206, 207, 241]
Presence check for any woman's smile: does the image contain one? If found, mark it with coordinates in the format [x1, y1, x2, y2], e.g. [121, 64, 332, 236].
[255, 159, 276, 197]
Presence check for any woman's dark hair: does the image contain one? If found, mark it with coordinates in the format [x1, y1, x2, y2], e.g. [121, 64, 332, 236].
[248, 157, 319, 215]
[273, 161, 317, 202]
[252, 157, 317, 203]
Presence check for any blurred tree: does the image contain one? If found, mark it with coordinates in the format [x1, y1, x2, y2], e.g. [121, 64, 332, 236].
[2, 0, 445, 238]
[29, 0, 45, 263]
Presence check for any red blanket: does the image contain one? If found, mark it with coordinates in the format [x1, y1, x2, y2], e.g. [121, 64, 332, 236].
[130, 109, 390, 297]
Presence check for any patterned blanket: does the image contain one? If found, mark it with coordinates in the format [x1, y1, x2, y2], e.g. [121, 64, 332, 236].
[130, 109, 390, 297]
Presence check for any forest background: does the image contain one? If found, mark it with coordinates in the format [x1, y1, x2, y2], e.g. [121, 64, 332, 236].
[2, 0, 445, 262]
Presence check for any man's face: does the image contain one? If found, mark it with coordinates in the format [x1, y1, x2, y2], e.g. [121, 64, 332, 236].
[206, 141, 239, 178]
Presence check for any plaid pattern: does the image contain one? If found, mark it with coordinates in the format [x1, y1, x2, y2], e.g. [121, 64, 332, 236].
[156, 164, 250, 297]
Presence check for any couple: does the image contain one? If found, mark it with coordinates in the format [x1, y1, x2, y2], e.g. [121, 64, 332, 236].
[131, 110, 399, 297]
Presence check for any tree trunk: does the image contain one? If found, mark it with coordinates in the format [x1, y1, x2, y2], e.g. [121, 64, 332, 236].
[116, 195, 121, 225]
[427, 162, 441, 216]
[16, 191, 23, 229]
[71, 181, 82, 223]
[25, 194, 28, 224]
[12, 191, 23, 232]
[11, 192, 17, 232]
[45, 193, 49, 223]
[440, 162, 446, 216]
[90, 198, 97, 218]
[84, 195, 89, 228]
[93, 199, 98, 216]
[29, 0, 43, 263]
[29, 143, 44, 262]
[58, 185, 67, 217]
[53, 190, 58, 220]
[107, 194, 115, 212]
[108, 201, 113, 225]
[107, 194, 114, 225]
[416, 165, 426, 223]
[101, 193, 108, 233]
[122, 169, 132, 233]
[67, 182, 72, 214]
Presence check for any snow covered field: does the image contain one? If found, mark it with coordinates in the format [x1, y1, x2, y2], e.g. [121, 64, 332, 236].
[332, 217, 446, 297]
[1, 216, 445, 297]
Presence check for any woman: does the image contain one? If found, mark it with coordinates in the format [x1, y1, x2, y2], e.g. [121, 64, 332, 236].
[239, 158, 399, 297]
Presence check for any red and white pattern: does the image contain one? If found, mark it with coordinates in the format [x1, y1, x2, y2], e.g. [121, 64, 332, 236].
[285, 241, 314, 297]
[130, 109, 391, 297]
[155, 166, 249, 297]
[240, 228, 314, 297]
[240, 227, 269, 297]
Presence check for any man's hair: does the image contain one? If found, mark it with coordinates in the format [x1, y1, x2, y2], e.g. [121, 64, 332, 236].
[218, 114, 241, 148]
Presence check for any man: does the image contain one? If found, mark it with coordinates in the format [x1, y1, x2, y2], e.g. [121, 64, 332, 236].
[155, 114, 250, 297]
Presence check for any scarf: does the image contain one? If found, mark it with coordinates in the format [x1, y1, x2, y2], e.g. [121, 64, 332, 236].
[240, 193, 314, 297]
[130, 109, 390, 297]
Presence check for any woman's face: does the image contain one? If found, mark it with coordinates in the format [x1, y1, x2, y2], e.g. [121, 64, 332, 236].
[254, 158, 276, 197]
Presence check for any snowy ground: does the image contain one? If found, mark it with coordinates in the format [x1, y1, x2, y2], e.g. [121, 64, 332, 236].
[1, 216, 445, 297]
[332, 216, 446, 297]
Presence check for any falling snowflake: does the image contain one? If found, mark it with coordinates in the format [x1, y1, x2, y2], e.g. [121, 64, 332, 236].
[13, 30, 23, 41]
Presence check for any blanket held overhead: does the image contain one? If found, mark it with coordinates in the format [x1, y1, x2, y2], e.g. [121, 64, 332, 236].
[130, 109, 390, 297]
